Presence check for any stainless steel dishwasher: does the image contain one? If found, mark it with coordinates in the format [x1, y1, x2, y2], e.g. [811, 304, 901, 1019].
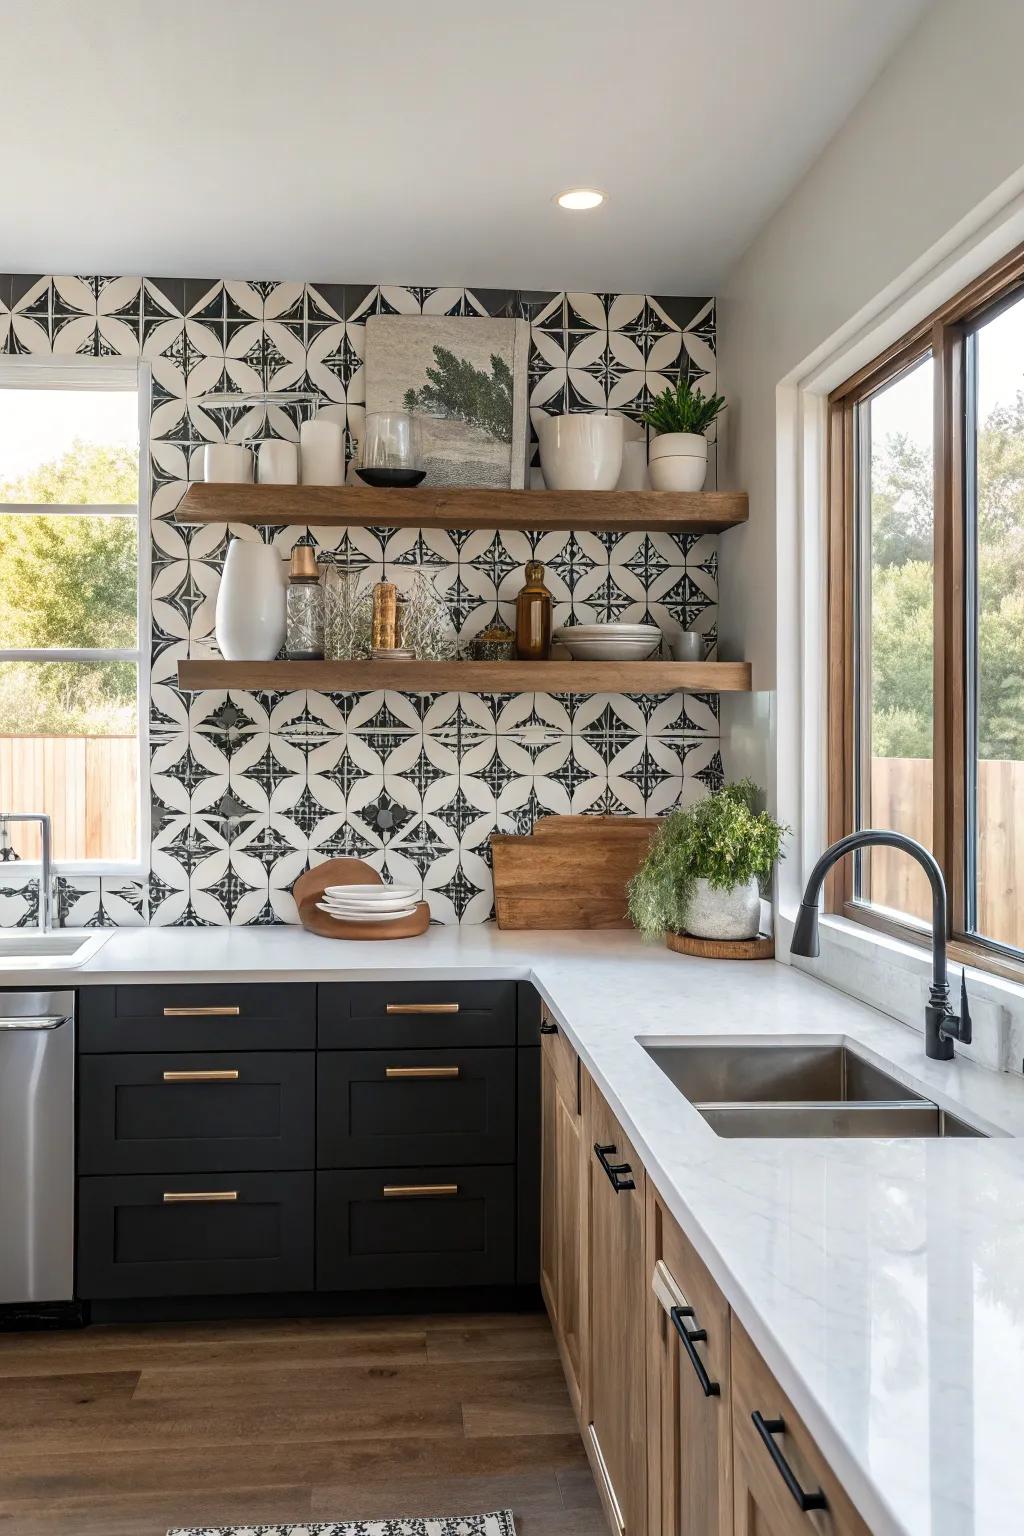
[0, 990, 75, 1303]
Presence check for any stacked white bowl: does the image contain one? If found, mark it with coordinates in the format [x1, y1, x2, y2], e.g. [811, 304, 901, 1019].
[554, 623, 662, 661]
[317, 883, 419, 923]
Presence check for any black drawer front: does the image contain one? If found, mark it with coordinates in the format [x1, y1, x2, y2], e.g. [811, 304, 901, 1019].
[318, 1048, 515, 1168]
[79, 985, 316, 1052]
[317, 1166, 514, 1290]
[79, 1053, 315, 1175]
[78, 1172, 314, 1299]
[317, 981, 515, 1049]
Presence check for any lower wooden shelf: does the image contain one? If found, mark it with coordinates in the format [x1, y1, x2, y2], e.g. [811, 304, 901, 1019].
[175, 659, 752, 694]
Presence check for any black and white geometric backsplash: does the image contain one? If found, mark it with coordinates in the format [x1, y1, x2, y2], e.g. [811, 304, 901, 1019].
[0, 276, 720, 927]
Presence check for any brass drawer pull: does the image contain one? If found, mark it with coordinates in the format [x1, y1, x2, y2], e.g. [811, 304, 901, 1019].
[162, 1069, 240, 1083]
[162, 1190, 238, 1204]
[163, 1005, 240, 1017]
[382, 1183, 459, 1198]
[385, 1002, 460, 1015]
[385, 1066, 460, 1079]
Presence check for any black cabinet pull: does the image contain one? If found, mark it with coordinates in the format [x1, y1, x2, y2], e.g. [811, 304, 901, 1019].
[539, 1021, 558, 1035]
[670, 1305, 720, 1397]
[751, 1412, 828, 1513]
[593, 1142, 635, 1192]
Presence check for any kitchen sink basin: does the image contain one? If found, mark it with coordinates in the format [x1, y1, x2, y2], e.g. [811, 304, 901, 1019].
[0, 931, 110, 969]
[642, 1040, 988, 1139]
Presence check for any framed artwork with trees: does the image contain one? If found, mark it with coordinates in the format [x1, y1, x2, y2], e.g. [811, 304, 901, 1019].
[365, 314, 530, 488]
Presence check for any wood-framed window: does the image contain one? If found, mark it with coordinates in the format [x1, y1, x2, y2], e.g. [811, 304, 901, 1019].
[828, 239, 1024, 983]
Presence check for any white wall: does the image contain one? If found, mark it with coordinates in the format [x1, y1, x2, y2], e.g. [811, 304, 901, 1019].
[715, 0, 1024, 1063]
[718, 0, 1024, 845]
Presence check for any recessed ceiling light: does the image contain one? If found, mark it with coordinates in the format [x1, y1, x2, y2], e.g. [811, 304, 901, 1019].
[556, 188, 604, 211]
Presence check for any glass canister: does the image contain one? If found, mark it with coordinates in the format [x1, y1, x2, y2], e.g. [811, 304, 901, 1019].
[323, 565, 364, 661]
[515, 560, 553, 660]
[286, 546, 324, 660]
[403, 570, 458, 660]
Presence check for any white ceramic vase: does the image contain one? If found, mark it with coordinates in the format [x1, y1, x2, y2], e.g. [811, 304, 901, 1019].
[532, 410, 624, 490]
[648, 431, 708, 492]
[215, 541, 286, 661]
[681, 876, 761, 940]
[203, 443, 253, 484]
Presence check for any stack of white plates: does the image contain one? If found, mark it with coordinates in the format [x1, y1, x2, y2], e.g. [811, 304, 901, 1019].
[316, 883, 419, 923]
[554, 623, 662, 661]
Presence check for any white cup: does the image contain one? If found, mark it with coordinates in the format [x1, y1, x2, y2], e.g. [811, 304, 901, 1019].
[203, 444, 253, 484]
[300, 419, 345, 485]
[258, 440, 299, 485]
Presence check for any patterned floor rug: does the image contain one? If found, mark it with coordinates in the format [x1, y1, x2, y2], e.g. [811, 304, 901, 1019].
[168, 1514, 516, 1536]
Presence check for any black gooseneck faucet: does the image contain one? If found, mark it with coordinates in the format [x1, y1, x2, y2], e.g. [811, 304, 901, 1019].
[790, 829, 972, 1062]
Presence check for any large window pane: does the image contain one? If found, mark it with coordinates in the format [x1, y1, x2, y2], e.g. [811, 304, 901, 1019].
[970, 296, 1024, 951]
[0, 661, 138, 862]
[0, 388, 138, 504]
[0, 512, 137, 649]
[853, 356, 935, 924]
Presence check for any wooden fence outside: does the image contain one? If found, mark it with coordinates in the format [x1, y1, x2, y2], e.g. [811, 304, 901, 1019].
[868, 756, 1024, 949]
[0, 736, 138, 863]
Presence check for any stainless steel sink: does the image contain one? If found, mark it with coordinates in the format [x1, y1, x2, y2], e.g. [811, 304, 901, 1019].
[642, 1041, 988, 1138]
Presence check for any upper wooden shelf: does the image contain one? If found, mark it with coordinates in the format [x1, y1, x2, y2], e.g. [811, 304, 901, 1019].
[173, 484, 748, 534]
[176, 659, 752, 694]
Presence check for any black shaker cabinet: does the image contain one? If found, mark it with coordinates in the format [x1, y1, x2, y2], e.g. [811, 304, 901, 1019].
[75, 979, 540, 1307]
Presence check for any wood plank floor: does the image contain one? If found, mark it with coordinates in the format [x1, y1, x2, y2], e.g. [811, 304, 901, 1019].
[0, 1311, 603, 1536]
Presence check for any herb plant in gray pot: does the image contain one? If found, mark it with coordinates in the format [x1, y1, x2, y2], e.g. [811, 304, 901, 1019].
[627, 782, 787, 942]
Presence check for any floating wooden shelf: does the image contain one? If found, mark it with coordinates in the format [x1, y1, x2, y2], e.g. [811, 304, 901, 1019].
[176, 659, 752, 694]
[173, 483, 748, 534]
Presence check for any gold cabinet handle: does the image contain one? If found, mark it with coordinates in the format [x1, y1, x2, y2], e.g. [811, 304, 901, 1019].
[382, 1183, 459, 1198]
[385, 1002, 460, 1015]
[162, 1069, 240, 1083]
[385, 1066, 460, 1079]
[162, 1190, 238, 1204]
[163, 1006, 240, 1017]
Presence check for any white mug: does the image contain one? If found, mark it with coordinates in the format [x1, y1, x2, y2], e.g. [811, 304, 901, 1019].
[203, 444, 253, 484]
[258, 441, 299, 485]
[300, 419, 345, 485]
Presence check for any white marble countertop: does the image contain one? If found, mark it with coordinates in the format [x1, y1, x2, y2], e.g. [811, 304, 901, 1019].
[17, 923, 1024, 1536]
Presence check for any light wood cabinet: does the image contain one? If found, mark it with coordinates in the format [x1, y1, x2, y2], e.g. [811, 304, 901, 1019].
[582, 1070, 648, 1536]
[646, 1191, 732, 1536]
[539, 1014, 583, 1413]
[732, 1319, 870, 1536]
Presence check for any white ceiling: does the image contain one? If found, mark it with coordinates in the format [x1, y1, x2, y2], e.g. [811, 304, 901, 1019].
[2, 0, 931, 292]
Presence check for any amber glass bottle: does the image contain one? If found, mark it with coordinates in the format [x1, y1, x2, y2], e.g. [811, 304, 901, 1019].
[515, 559, 553, 660]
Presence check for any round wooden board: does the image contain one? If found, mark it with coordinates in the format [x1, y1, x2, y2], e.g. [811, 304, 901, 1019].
[292, 856, 383, 911]
[297, 894, 430, 941]
[665, 930, 775, 960]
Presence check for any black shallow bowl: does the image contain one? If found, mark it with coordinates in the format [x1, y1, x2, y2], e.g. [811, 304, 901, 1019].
[355, 467, 427, 489]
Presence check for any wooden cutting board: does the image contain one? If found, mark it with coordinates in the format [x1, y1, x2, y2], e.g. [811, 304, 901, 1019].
[490, 815, 660, 930]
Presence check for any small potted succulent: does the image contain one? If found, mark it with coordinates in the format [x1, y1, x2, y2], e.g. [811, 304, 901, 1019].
[628, 781, 787, 943]
[642, 379, 726, 492]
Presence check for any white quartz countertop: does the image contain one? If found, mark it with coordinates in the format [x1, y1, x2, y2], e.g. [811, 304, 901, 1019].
[19, 923, 1024, 1536]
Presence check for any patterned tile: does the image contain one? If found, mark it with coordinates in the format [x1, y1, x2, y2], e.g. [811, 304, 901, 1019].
[0, 271, 719, 926]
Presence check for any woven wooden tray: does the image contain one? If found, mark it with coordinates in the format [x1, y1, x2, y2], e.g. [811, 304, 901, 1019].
[665, 930, 775, 960]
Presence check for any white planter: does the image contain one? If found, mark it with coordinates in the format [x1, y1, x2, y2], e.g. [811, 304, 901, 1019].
[648, 430, 708, 492]
[532, 411, 624, 491]
[215, 541, 286, 661]
[203, 443, 253, 484]
[681, 877, 761, 940]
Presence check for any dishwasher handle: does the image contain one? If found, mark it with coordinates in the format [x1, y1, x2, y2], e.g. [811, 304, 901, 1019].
[0, 1015, 69, 1032]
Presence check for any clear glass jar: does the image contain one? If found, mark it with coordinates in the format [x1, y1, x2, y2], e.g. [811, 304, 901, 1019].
[403, 570, 458, 660]
[324, 566, 365, 660]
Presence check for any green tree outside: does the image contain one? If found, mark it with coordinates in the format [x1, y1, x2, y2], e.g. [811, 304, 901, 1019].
[870, 394, 1024, 761]
[0, 440, 139, 735]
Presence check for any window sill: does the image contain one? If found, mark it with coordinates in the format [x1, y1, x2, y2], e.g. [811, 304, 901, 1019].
[776, 905, 1024, 1074]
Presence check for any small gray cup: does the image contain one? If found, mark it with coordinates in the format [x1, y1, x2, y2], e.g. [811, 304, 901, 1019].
[671, 630, 704, 662]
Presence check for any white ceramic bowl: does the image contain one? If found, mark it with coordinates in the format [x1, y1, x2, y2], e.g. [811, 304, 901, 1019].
[317, 903, 417, 922]
[323, 884, 418, 901]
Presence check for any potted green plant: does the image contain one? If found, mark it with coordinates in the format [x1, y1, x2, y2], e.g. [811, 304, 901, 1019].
[642, 379, 726, 493]
[627, 781, 787, 942]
